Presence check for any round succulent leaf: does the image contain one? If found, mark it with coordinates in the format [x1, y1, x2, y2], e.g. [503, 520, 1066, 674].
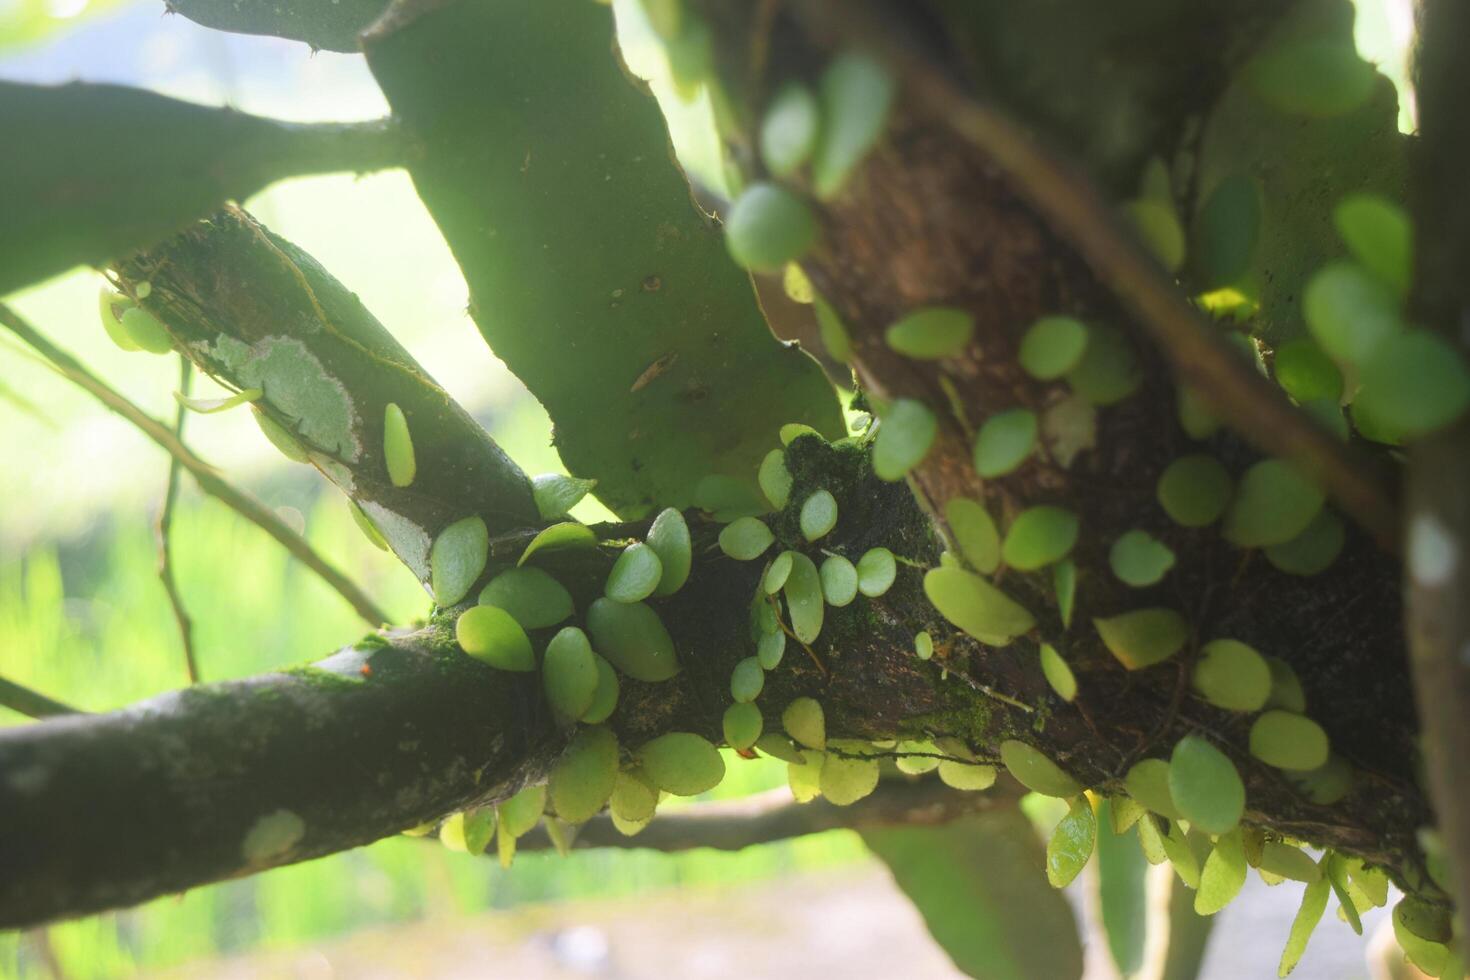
[1039, 643, 1077, 702]
[884, 307, 974, 360]
[519, 521, 597, 566]
[1333, 193, 1411, 296]
[936, 760, 997, 790]
[548, 726, 619, 824]
[348, 500, 389, 551]
[1249, 710, 1330, 771]
[1109, 530, 1176, 587]
[1001, 506, 1079, 571]
[1094, 608, 1188, 670]
[1285, 755, 1354, 806]
[1167, 735, 1244, 835]
[638, 732, 726, 796]
[1156, 454, 1232, 527]
[1123, 198, 1186, 273]
[609, 769, 658, 824]
[856, 547, 897, 597]
[914, 630, 934, 661]
[729, 656, 765, 703]
[98, 288, 140, 351]
[645, 507, 692, 596]
[788, 750, 824, 803]
[1053, 560, 1077, 629]
[456, 605, 535, 672]
[119, 306, 173, 353]
[1222, 459, 1325, 548]
[760, 83, 819, 178]
[1124, 758, 1181, 819]
[764, 550, 795, 594]
[782, 697, 826, 750]
[722, 702, 764, 750]
[1192, 639, 1271, 712]
[873, 398, 937, 482]
[815, 298, 853, 363]
[477, 566, 574, 630]
[497, 784, 547, 839]
[725, 182, 818, 272]
[757, 449, 794, 510]
[719, 516, 775, 561]
[586, 597, 680, 682]
[945, 497, 1000, 573]
[819, 752, 880, 805]
[1273, 339, 1343, 404]
[531, 473, 597, 520]
[811, 50, 895, 200]
[383, 402, 416, 488]
[605, 542, 664, 603]
[542, 626, 599, 720]
[1258, 842, 1323, 883]
[754, 732, 805, 764]
[1265, 656, 1307, 713]
[973, 409, 1038, 478]
[253, 409, 310, 462]
[432, 515, 490, 606]
[924, 567, 1036, 643]
[783, 551, 825, 644]
[1265, 510, 1345, 576]
[1353, 331, 1470, 440]
[1020, 315, 1089, 380]
[799, 490, 838, 541]
[756, 629, 786, 669]
[1303, 260, 1403, 365]
[1000, 739, 1082, 798]
[819, 555, 858, 607]
[1195, 829, 1249, 916]
[1067, 325, 1141, 405]
[1046, 796, 1098, 889]
[580, 653, 620, 724]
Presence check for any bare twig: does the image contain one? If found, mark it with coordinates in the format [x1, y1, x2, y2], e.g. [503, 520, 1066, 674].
[0, 304, 391, 627]
[803, 0, 1401, 554]
[511, 778, 1022, 854]
[157, 357, 200, 684]
[0, 675, 80, 719]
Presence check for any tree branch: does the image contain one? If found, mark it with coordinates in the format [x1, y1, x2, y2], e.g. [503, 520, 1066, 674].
[513, 778, 1022, 854]
[0, 304, 392, 628]
[795, 0, 1400, 553]
[0, 675, 80, 720]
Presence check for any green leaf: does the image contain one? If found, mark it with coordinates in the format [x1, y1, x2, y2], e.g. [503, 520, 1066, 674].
[455, 605, 534, 672]
[885, 307, 974, 360]
[586, 598, 680, 682]
[542, 626, 599, 720]
[812, 51, 896, 200]
[723, 702, 764, 750]
[173, 387, 263, 414]
[477, 567, 574, 630]
[581, 653, 619, 724]
[1020, 316, 1089, 380]
[862, 812, 1084, 980]
[645, 508, 692, 596]
[1159, 821, 1201, 888]
[1222, 460, 1325, 549]
[1278, 869, 1331, 977]
[1266, 657, 1307, 713]
[1192, 638, 1271, 712]
[1265, 510, 1345, 576]
[820, 555, 859, 607]
[937, 761, 997, 790]
[1053, 560, 1077, 628]
[638, 732, 725, 796]
[924, 567, 1036, 644]
[532, 474, 597, 520]
[1250, 710, 1330, 771]
[760, 83, 819, 179]
[1156, 454, 1232, 528]
[1354, 332, 1470, 440]
[783, 551, 825, 644]
[0, 82, 399, 294]
[821, 751, 881, 806]
[1304, 261, 1404, 365]
[1095, 800, 1149, 976]
[757, 450, 794, 510]
[1109, 530, 1175, 587]
[873, 399, 937, 481]
[757, 629, 786, 669]
[364, 1, 841, 517]
[1248, 39, 1377, 119]
[1259, 842, 1322, 884]
[1125, 759, 1181, 820]
[1046, 797, 1097, 888]
[814, 298, 854, 364]
[1334, 193, 1411, 296]
[1000, 740, 1081, 798]
[718, 516, 775, 561]
[431, 516, 489, 606]
[1066, 325, 1141, 405]
[1273, 340, 1343, 404]
[605, 542, 663, 604]
[973, 409, 1038, 478]
[519, 522, 598, 566]
[382, 402, 416, 489]
[1168, 735, 1244, 835]
[1095, 608, 1187, 670]
[729, 656, 765, 703]
[548, 726, 619, 824]
[857, 547, 898, 597]
[798, 490, 838, 541]
[1193, 173, 1262, 289]
[1196, 829, 1248, 915]
[725, 182, 820, 272]
[118, 307, 173, 355]
[167, 0, 386, 51]
[1123, 198, 1186, 273]
[782, 697, 827, 750]
[1002, 506, 1079, 571]
[946, 498, 1000, 574]
[1039, 644, 1077, 702]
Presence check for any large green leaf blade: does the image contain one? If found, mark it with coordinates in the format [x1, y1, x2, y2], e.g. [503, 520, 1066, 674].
[0, 82, 398, 296]
[862, 811, 1084, 980]
[167, 0, 387, 52]
[364, 0, 843, 517]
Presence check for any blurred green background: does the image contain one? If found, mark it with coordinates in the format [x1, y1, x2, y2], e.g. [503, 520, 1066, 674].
[0, 0, 1416, 976]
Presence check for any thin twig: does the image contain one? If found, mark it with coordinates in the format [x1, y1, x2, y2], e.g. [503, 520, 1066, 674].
[0, 304, 391, 627]
[800, 0, 1401, 554]
[0, 675, 80, 719]
[156, 357, 199, 684]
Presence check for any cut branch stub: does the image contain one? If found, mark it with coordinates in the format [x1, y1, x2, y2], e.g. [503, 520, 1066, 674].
[115, 207, 539, 588]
